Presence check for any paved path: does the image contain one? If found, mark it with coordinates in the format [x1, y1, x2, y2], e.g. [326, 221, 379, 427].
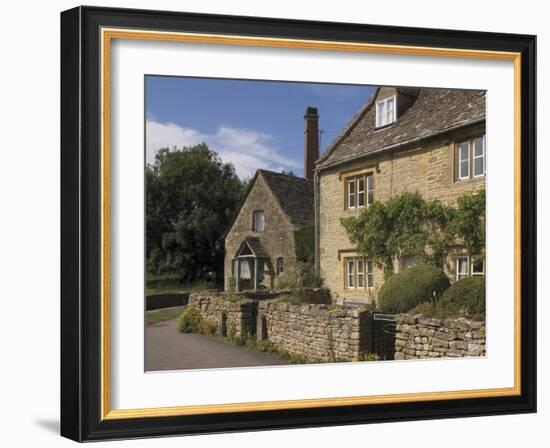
[145, 318, 289, 371]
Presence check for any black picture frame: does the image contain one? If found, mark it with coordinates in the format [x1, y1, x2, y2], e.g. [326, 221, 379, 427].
[61, 5, 536, 442]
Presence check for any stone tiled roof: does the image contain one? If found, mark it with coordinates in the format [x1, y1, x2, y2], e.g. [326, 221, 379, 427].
[259, 170, 314, 227]
[316, 87, 486, 169]
[242, 237, 269, 258]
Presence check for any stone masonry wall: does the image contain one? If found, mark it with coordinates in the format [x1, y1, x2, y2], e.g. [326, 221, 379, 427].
[318, 122, 486, 303]
[394, 314, 486, 360]
[224, 175, 298, 291]
[188, 293, 255, 338]
[258, 301, 372, 362]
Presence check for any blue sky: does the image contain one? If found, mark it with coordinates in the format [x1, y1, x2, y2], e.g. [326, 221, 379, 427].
[146, 76, 376, 178]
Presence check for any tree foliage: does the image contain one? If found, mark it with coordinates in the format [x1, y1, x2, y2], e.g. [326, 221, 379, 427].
[146, 144, 247, 283]
[341, 191, 485, 277]
[295, 224, 315, 263]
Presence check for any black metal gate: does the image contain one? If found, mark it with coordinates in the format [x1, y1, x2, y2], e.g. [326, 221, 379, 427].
[372, 313, 397, 360]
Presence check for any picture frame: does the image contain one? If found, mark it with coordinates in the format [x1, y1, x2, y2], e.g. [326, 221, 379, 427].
[60, 5, 536, 442]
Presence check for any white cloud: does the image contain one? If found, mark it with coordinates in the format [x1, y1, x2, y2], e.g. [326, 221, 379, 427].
[146, 121, 301, 178]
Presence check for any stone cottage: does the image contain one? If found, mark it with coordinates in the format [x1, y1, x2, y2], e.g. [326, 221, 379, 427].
[314, 87, 486, 304]
[224, 107, 319, 291]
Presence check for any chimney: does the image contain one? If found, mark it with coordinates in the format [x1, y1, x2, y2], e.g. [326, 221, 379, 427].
[304, 106, 319, 180]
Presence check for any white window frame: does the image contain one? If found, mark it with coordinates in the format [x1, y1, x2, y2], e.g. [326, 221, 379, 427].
[471, 255, 484, 276]
[458, 141, 470, 180]
[457, 135, 486, 181]
[346, 174, 374, 210]
[346, 257, 374, 289]
[252, 210, 265, 232]
[376, 95, 397, 128]
[357, 176, 365, 208]
[347, 178, 355, 209]
[356, 259, 365, 288]
[456, 256, 470, 281]
[366, 174, 374, 206]
[366, 260, 374, 288]
[473, 136, 486, 177]
[347, 259, 355, 288]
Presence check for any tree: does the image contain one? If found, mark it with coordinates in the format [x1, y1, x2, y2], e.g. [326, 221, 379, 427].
[146, 144, 247, 284]
[341, 192, 480, 278]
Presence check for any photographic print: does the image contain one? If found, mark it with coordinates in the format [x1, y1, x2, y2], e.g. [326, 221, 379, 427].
[61, 7, 536, 440]
[144, 77, 487, 371]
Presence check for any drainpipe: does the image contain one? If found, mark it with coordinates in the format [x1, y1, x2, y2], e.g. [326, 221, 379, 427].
[314, 169, 321, 280]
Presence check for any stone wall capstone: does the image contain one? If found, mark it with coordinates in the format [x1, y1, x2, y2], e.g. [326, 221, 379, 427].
[394, 314, 486, 359]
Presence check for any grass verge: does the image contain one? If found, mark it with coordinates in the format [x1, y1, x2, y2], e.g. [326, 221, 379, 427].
[146, 306, 185, 326]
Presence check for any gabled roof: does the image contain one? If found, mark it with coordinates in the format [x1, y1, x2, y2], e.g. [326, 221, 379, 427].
[316, 87, 486, 170]
[223, 169, 314, 238]
[258, 170, 314, 227]
[235, 237, 269, 258]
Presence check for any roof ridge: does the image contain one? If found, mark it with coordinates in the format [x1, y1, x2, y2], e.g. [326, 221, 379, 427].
[315, 87, 380, 167]
[257, 169, 313, 183]
[316, 87, 486, 170]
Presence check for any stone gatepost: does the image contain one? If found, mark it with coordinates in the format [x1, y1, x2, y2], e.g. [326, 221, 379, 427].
[218, 311, 227, 337]
[256, 313, 267, 342]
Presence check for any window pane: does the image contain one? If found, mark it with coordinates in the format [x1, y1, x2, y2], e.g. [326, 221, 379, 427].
[460, 161, 469, 178]
[357, 177, 365, 207]
[459, 143, 469, 161]
[474, 137, 484, 157]
[474, 156, 484, 176]
[348, 179, 355, 208]
[387, 97, 395, 123]
[366, 260, 373, 288]
[366, 175, 374, 205]
[356, 259, 364, 288]
[376, 102, 384, 126]
[472, 256, 483, 275]
[457, 142, 469, 179]
[253, 211, 264, 231]
[347, 260, 355, 287]
[457, 257, 469, 280]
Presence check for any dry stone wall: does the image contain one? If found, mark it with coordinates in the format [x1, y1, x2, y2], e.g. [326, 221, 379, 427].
[258, 301, 373, 362]
[188, 293, 255, 338]
[394, 314, 486, 359]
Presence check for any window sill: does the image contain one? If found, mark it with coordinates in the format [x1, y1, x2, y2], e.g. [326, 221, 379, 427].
[454, 175, 486, 184]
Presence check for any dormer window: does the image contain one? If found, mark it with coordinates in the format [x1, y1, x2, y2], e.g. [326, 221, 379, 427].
[376, 96, 396, 127]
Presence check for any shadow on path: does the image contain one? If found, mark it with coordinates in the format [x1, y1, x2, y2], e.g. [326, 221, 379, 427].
[145, 318, 289, 371]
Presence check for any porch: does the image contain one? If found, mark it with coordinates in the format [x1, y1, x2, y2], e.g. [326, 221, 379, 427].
[232, 238, 273, 292]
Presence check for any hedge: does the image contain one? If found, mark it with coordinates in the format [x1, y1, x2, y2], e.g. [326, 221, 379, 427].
[436, 276, 485, 319]
[378, 264, 450, 314]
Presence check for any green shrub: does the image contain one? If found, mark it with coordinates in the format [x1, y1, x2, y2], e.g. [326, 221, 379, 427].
[357, 353, 380, 362]
[378, 264, 450, 314]
[436, 276, 485, 320]
[177, 306, 203, 333]
[409, 301, 436, 317]
[256, 339, 278, 353]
